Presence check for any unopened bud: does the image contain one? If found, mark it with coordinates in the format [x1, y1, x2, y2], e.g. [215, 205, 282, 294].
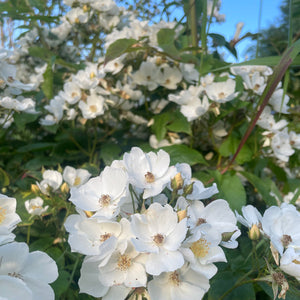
[222, 230, 236, 242]
[61, 182, 69, 194]
[84, 210, 94, 218]
[31, 184, 40, 194]
[171, 173, 184, 191]
[177, 209, 187, 222]
[248, 224, 260, 240]
[183, 182, 194, 196]
[83, 5, 89, 12]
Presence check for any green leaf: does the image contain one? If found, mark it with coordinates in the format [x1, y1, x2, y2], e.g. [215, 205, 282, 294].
[161, 145, 208, 166]
[104, 38, 138, 64]
[100, 143, 122, 166]
[166, 111, 191, 135]
[220, 173, 246, 211]
[13, 112, 39, 129]
[42, 62, 54, 99]
[240, 171, 278, 206]
[208, 271, 255, 300]
[219, 134, 253, 164]
[152, 111, 191, 141]
[28, 0, 46, 11]
[209, 33, 226, 47]
[16, 142, 55, 153]
[51, 270, 70, 298]
[0, 168, 10, 187]
[157, 28, 181, 59]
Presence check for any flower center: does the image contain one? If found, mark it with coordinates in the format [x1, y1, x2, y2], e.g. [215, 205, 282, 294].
[0, 206, 6, 224]
[196, 218, 207, 226]
[169, 271, 180, 286]
[89, 105, 98, 113]
[31, 205, 42, 210]
[90, 71, 96, 79]
[73, 176, 81, 186]
[153, 233, 164, 246]
[8, 272, 23, 280]
[218, 92, 225, 99]
[99, 194, 111, 207]
[190, 238, 211, 258]
[281, 234, 292, 247]
[100, 232, 112, 242]
[272, 272, 285, 285]
[117, 254, 131, 271]
[254, 83, 260, 91]
[145, 172, 155, 183]
[71, 92, 79, 98]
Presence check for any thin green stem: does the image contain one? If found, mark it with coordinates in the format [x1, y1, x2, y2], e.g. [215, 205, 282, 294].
[27, 225, 31, 244]
[67, 255, 81, 288]
[219, 269, 256, 300]
[189, 0, 198, 55]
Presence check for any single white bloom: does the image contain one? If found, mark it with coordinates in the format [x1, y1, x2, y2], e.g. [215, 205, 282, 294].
[37, 170, 63, 195]
[123, 147, 177, 199]
[257, 106, 288, 132]
[205, 78, 238, 103]
[289, 131, 300, 150]
[64, 211, 121, 257]
[78, 92, 105, 119]
[148, 263, 210, 300]
[69, 166, 128, 218]
[63, 166, 91, 188]
[0, 242, 58, 300]
[25, 197, 48, 216]
[262, 203, 300, 255]
[60, 82, 82, 105]
[157, 65, 183, 90]
[269, 89, 290, 114]
[271, 128, 295, 162]
[181, 224, 227, 279]
[98, 242, 147, 288]
[235, 205, 263, 228]
[280, 247, 300, 281]
[131, 203, 187, 275]
[132, 60, 160, 91]
[0, 194, 21, 245]
[179, 198, 240, 248]
[179, 63, 199, 84]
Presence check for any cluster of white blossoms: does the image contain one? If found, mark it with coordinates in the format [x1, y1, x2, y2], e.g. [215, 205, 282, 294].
[236, 204, 300, 283]
[0, 48, 37, 128]
[0, 194, 58, 299]
[64, 147, 240, 299]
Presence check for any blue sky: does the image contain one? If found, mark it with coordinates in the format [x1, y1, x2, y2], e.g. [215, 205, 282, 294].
[209, 0, 284, 62]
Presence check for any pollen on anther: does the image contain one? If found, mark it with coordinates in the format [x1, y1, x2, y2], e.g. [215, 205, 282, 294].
[0, 206, 6, 224]
[117, 254, 131, 271]
[190, 238, 211, 258]
[169, 271, 181, 286]
[145, 172, 155, 183]
[99, 194, 111, 207]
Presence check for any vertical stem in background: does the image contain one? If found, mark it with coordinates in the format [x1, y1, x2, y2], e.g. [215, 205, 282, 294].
[281, 0, 293, 112]
[200, 0, 207, 74]
[256, 0, 263, 58]
[189, 0, 198, 55]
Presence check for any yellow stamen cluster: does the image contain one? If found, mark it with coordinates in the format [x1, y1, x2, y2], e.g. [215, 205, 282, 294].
[0, 206, 6, 224]
[145, 172, 155, 183]
[190, 238, 211, 258]
[99, 194, 111, 207]
[117, 254, 131, 271]
[169, 271, 180, 286]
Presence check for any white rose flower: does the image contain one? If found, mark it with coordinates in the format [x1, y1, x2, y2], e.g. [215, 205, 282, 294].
[130, 203, 187, 275]
[25, 197, 48, 216]
[148, 263, 210, 300]
[123, 147, 177, 199]
[0, 194, 21, 245]
[0, 242, 58, 300]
